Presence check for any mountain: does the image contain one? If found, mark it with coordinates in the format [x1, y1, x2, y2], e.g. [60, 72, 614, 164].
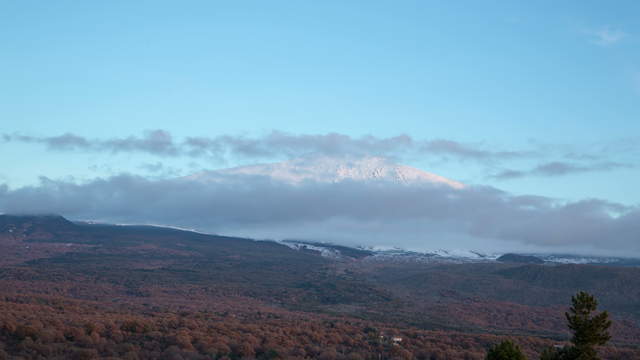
[282, 240, 640, 266]
[497, 253, 545, 264]
[282, 239, 374, 259]
[0, 213, 76, 234]
[188, 156, 465, 188]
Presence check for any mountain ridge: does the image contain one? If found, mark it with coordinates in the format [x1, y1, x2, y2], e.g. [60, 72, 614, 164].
[4, 214, 638, 266]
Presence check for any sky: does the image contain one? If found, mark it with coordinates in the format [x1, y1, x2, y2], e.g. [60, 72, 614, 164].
[1, 1, 639, 256]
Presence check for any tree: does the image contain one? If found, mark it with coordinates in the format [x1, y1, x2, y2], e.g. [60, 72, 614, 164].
[539, 346, 577, 360]
[540, 291, 612, 360]
[565, 291, 611, 359]
[486, 340, 527, 360]
[539, 347, 559, 360]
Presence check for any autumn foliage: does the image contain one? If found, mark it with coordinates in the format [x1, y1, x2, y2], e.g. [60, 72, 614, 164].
[0, 215, 639, 359]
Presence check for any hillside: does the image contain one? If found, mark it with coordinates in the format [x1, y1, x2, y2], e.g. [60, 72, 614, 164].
[0, 215, 639, 359]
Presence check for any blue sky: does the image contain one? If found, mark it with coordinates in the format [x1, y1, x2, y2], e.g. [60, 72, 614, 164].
[1, 1, 640, 251]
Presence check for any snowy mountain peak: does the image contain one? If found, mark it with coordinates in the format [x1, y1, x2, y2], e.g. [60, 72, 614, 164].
[191, 156, 464, 189]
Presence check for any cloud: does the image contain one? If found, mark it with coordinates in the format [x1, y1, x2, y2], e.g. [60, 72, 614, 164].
[183, 132, 417, 160]
[533, 161, 629, 176]
[0, 174, 638, 256]
[3, 130, 179, 156]
[420, 139, 528, 161]
[2, 133, 90, 150]
[102, 130, 179, 156]
[492, 161, 632, 180]
[588, 26, 627, 46]
[3, 130, 528, 163]
[138, 162, 183, 178]
[491, 169, 526, 180]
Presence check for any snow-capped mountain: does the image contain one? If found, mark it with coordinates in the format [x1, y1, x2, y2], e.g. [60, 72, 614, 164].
[281, 240, 640, 266]
[189, 156, 464, 189]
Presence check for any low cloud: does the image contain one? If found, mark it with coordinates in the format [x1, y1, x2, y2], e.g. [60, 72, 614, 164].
[3, 130, 529, 163]
[492, 161, 631, 180]
[0, 174, 638, 256]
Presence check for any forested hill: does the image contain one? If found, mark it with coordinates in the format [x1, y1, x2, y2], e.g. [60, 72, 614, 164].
[0, 214, 639, 359]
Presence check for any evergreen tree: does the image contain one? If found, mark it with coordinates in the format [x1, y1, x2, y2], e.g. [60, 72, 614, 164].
[486, 340, 527, 360]
[565, 291, 611, 360]
[538, 346, 577, 360]
[539, 347, 559, 360]
[540, 291, 612, 360]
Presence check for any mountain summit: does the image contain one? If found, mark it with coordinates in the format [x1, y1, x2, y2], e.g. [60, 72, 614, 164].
[191, 156, 464, 188]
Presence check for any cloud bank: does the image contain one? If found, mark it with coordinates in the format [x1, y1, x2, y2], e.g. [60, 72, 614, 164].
[7, 131, 633, 184]
[2, 130, 529, 163]
[1, 174, 638, 257]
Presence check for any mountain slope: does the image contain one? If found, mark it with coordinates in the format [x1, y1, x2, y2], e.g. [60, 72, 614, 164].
[2, 215, 640, 358]
[189, 156, 465, 188]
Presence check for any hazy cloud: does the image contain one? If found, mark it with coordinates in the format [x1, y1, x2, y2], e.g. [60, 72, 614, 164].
[491, 169, 526, 180]
[588, 26, 627, 46]
[421, 139, 529, 161]
[3, 130, 528, 163]
[138, 162, 183, 178]
[2, 133, 91, 150]
[534, 161, 629, 176]
[492, 161, 631, 180]
[0, 174, 638, 256]
[139, 162, 166, 173]
[3, 130, 178, 156]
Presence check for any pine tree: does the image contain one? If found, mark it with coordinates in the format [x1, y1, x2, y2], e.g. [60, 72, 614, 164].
[539, 292, 612, 360]
[538, 346, 577, 360]
[564, 291, 611, 360]
[539, 347, 559, 360]
[486, 340, 527, 360]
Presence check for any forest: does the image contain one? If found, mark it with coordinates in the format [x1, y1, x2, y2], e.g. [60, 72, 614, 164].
[0, 215, 639, 359]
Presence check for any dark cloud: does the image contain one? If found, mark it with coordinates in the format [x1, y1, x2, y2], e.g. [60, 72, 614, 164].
[3, 130, 527, 162]
[492, 161, 632, 179]
[0, 175, 638, 256]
